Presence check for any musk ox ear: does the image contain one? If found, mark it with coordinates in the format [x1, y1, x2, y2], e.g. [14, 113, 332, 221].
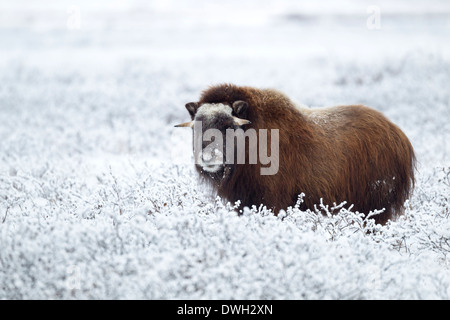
[232, 100, 248, 118]
[185, 102, 199, 120]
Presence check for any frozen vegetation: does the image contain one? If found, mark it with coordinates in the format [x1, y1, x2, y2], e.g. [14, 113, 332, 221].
[0, 0, 450, 299]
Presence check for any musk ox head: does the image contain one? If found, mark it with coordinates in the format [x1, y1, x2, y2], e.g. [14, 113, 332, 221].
[175, 100, 251, 178]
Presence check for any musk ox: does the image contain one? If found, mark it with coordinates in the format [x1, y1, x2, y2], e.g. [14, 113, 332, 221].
[175, 84, 415, 224]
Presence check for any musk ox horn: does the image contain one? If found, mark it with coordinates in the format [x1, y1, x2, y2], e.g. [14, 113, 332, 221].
[232, 116, 251, 126]
[174, 121, 194, 128]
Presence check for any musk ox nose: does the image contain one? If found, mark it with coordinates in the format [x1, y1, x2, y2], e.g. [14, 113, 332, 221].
[202, 148, 223, 164]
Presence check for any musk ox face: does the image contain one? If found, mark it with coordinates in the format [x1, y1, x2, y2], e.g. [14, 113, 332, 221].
[175, 100, 251, 176]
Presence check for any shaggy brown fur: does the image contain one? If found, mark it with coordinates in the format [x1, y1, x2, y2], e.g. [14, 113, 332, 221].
[185, 84, 416, 224]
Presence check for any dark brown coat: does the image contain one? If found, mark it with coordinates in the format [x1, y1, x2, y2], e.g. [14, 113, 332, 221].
[192, 84, 415, 224]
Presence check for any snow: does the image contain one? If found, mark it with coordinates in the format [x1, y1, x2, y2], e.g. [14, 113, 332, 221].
[1, 0, 450, 299]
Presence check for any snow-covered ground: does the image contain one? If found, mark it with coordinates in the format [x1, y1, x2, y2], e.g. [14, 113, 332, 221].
[1, 0, 450, 299]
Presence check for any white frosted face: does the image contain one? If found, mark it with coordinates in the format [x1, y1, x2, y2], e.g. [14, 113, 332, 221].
[190, 102, 253, 175]
[194, 103, 233, 173]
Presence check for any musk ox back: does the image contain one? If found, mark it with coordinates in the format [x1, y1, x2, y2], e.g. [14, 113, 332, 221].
[175, 84, 416, 224]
